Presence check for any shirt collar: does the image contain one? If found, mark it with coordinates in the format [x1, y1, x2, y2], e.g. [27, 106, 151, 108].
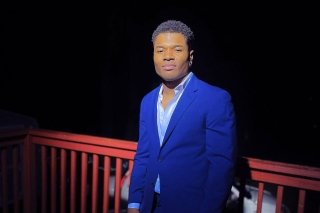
[159, 72, 193, 96]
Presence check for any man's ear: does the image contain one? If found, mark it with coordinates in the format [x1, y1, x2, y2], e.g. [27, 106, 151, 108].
[189, 50, 194, 66]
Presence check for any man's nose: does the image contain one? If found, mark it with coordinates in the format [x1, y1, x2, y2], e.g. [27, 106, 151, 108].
[164, 49, 174, 60]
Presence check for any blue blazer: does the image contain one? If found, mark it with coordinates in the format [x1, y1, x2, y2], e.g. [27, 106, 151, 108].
[128, 74, 237, 213]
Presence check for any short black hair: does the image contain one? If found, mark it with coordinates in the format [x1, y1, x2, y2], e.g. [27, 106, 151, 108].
[151, 20, 195, 50]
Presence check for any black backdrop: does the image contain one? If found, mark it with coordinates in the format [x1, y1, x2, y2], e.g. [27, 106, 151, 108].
[2, 4, 319, 166]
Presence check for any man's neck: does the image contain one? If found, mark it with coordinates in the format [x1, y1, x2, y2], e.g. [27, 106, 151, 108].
[162, 73, 189, 91]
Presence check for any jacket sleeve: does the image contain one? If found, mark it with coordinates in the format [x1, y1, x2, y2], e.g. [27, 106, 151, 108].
[128, 98, 150, 204]
[201, 91, 237, 213]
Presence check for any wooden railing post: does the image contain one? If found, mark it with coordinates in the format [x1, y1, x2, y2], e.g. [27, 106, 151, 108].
[23, 134, 36, 213]
[23, 134, 31, 213]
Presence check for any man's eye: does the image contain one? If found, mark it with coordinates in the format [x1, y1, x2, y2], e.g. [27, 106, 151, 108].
[157, 49, 164, 53]
[175, 48, 182, 52]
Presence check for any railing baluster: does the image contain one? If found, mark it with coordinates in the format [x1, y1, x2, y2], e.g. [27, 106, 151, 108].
[256, 182, 264, 213]
[275, 185, 284, 213]
[23, 134, 34, 213]
[91, 154, 99, 213]
[80, 152, 88, 213]
[298, 189, 306, 213]
[70, 150, 77, 213]
[60, 149, 67, 213]
[41, 146, 47, 213]
[50, 147, 57, 213]
[115, 158, 123, 213]
[1, 148, 8, 213]
[129, 160, 134, 172]
[12, 145, 20, 213]
[103, 156, 111, 213]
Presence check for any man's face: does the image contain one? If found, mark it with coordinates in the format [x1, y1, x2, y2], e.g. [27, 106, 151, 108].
[153, 32, 193, 82]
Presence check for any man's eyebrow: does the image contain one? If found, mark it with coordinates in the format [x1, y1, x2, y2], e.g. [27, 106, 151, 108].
[155, 44, 184, 48]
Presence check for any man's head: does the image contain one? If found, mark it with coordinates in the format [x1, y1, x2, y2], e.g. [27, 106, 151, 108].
[152, 20, 194, 51]
[152, 20, 195, 85]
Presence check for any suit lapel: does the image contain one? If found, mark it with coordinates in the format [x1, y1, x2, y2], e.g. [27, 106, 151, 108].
[161, 76, 198, 147]
[151, 86, 161, 147]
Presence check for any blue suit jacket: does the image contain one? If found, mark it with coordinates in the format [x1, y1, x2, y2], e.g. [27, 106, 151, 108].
[128, 74, 237, 213]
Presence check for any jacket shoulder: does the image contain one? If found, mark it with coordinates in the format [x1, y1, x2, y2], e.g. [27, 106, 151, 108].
[195, 77, 232, 100]
[141, 86, 159, 102]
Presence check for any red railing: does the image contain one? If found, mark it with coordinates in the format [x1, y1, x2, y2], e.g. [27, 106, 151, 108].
[1, 129, 320, 213]
[236, 157, 320, 213]
[1, 129, 136, 213]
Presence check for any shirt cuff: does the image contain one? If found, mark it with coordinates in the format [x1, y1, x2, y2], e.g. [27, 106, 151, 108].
[128, 203, 140, 209]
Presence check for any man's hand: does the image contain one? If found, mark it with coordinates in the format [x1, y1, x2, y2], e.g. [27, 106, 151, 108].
[128, 208, 139, 213]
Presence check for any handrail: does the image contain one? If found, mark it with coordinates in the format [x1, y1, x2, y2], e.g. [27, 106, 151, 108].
[243, 157, 320, 180]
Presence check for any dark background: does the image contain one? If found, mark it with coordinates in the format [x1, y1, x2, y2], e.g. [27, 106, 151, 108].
[2, 4, 319, 167]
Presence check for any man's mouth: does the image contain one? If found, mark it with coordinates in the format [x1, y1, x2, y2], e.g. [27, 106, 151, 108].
[163, 64, 175, 71]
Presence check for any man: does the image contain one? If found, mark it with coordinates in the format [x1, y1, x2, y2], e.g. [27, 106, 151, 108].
[128, 20, 237, 213]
